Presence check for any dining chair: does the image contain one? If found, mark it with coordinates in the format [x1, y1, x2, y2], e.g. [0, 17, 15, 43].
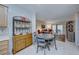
[53, 34, 57, 50]
[46, 33, 57, 50]
[36, 36, 46, 55]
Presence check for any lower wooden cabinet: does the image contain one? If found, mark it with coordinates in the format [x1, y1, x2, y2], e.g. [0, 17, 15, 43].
[13, 33, 32, 54]
[57, 35, 65, 42]
[0, 40, 9, 55]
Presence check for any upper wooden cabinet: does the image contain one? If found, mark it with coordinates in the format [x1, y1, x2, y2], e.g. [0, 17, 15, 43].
[0, 5, 8, 27]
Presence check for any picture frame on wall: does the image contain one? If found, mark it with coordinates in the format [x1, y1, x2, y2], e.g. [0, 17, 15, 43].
[41, 25, 45, 28]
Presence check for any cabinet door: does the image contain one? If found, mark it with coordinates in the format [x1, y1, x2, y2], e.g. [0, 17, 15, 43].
[0, 40, 8, 55]
[13, 36, 26, 53]
[19, 39, 25, 50]
[0, 5, 8, 27]
[25, 37, 32, 47]
[15, 39, 22, 52]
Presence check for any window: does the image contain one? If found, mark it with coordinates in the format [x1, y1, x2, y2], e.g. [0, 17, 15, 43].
[52, 24, 64, 34]
[57, 25, 63, 34]
[52, 25, 56, 33]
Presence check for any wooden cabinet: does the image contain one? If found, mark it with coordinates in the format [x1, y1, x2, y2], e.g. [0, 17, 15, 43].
[13, 33, 32, 54]
[13, 16, 31, 36]
[0, 40, 9, 55]
[0, 5, 8, 27]
[57, 35, 65, 42]
[12, 16, 32, 54]
[25, 34, 32, 47]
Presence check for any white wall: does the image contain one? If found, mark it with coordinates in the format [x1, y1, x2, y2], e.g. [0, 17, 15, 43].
[69, 13, 79, 46]
[75, 13, 79, 46]
[36, 20, 46, 30]
[6, 5, 36, 54]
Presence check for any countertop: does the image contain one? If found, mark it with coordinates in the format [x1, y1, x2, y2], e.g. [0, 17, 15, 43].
[0, 36, 9, 41]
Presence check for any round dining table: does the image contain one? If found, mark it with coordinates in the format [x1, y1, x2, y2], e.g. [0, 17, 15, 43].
[37, 34, 57, 50]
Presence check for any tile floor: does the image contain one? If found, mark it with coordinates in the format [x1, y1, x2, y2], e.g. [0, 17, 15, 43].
[16, 40, 79, 55]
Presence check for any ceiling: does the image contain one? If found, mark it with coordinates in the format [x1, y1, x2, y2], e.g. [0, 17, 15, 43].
[16, 4, 79, 22]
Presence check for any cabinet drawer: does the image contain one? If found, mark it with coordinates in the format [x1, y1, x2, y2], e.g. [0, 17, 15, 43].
[0, 48, 8, 55]
[0, 40, 8, 45]
[0, 44, 8, 50]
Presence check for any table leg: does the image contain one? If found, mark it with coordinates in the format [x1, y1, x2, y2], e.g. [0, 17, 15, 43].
[54, 39, 57, 50]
